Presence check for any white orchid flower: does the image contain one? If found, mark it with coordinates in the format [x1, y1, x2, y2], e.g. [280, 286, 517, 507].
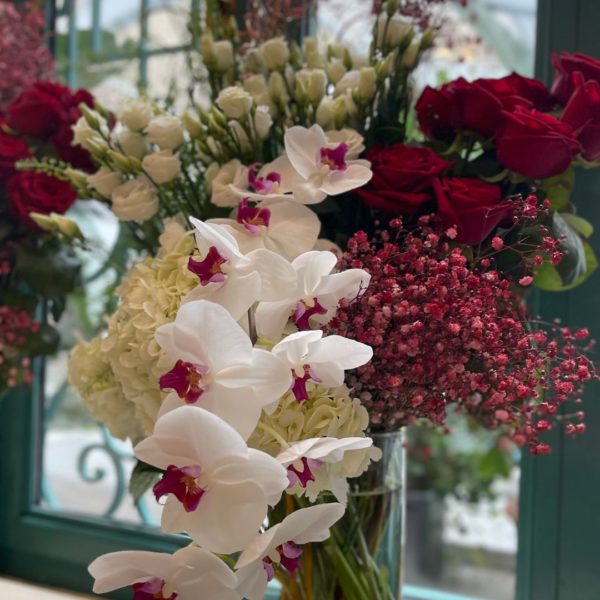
[235, 503, 345, 600]
[255, 250, 371, 341]
[271, 330, 372, 402]
[89, 546, 241, 600]
[277, 436, 376, 501]
[209, 159, 249, 208]
[156, 300, 291, 439]
[184, 218, 296, 320]
[284, 124, 372, 203]
[208, 198, 320, 260]
[135, 406, 288, 554]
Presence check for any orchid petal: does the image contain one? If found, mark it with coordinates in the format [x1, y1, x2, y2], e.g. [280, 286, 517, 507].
[271, 330, 323, 365]
[277, 437, 373, 466]
[284, 125, 323, 180]
[255, 299, 296, 343]
[308, 336, 373, 386]
[291, 179, 327, 205]
[241, 248, 296, 301]
[320, 162, 373, 196]
[234, 563, 269, 600]
[293, 251, 338, 295]
[190, 217, 244, 261]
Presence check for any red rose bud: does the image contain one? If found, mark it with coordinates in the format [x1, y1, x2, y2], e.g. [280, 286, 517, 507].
[355, 144, 453, 214]
[433, 177, 511, 245]
[6, 171, 77, 230]
[496, 106, 581, 179]
[561, 73, 600, 162]
[551, 51, 600, 105]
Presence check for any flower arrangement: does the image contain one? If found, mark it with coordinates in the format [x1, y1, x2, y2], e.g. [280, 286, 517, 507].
[24, 1, 599, 598]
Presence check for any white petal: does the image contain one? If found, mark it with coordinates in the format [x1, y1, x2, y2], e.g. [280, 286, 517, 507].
[255, 300, 295, 342]
[240, 248, 296, 302]
[316, 268, 371, 300]
[284, 126, 322, 180]
[155, 300, 253, 371]
[294, 251, 338, 296]
[234, 564, 268, 600]
[308, 336, 373, 386]
[291, 178, 327, 205]
[190, 217, 244, 261]
[259, 155, 300, 194]
[272, 330, 323, 366]
[320, 163, 373, 196]
[134, 406, 248, 471]
[277, 437, 373, 466]
[280, 503, 345, 545]
[89, 551, 177, 593]
[157, 391, 185, 419]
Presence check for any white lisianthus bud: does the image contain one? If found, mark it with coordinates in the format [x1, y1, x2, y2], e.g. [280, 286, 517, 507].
[335, 70, 360, 96]
[254, 105, 273, 140]
[243, 47, 265, 72]
[204, 162, 220, 190]
[200, 34, 216, 65]
[72, 117, 101, 150]
[206, 136, 220, 158]
[376, 14, 413, 48]
[88, 167, 124, 198]
[260, 37, 290, 70]
[181, 112, 203, 138]
[118, 99, 154, 131]
[30, 212, 84, 241]
[316, 96, 336, 129]
[402, 38, 421, 69]
[145, 115, 184, 150]
[308, 69, 328, 106]
[229, 120, 251, 153]
[326, 59, 347, 84]
[306, 50, 325, 69]
[303, 36, 318, 55]
[118, 130, 148, 159]
[358, 67, 377, 102]
[268, 71, 288, 101]
[243, 74, 271, 107]
[214, 40, 234, 72]
[111, 177, 159, 221]
[141, 150, 181, 184]
[377, 50, 397, 79]
[210, 159, 249, 207]
[342, 91, 358, 121]
[216, 86, 253, 120]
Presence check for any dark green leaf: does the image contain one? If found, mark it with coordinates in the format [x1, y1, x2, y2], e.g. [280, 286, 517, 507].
[129, 460, 162, 504]
[561, 213, 594, 239]
[542, 167, 574, 211]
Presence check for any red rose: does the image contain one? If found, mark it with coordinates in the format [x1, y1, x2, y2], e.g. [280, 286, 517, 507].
[7, 82, 64, 139]
[434, 177, 510, 244]
[477, 73, 555, 112]
[415, 85, 457, 139]
[551, 52, 600, 105]
[561, 74, 600, 161]
[0, 131, 31, 181]
[496, 106, 581, 179]
[6, 171, 77, 230]
[355, 144, 453, 214]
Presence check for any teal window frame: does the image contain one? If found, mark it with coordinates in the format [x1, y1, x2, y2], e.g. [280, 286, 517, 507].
[2, 1, 600, 599]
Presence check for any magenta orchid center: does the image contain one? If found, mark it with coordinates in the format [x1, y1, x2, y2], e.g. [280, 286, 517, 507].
[236, 198, 271, 235]
[131, 577, 177, 600]
[159, 359, 209, 404]
[153, 464, 205, 512]
[287, 457, 324, 488]
[248, 166, 282, 195]
[262, 542, 303, 582]
[187, 246, 227, 285]
[320, 142, 348, 172]
[293, 298, 328, 331]
[290, 364, 321, 403]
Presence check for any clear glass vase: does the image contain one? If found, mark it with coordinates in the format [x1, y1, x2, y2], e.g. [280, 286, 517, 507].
[277, 429, 406, 600]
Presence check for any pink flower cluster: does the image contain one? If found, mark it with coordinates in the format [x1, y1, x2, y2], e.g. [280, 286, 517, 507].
[0, 304, 38, 390]
[328, 215, 595, 454]
[0, 2, 54, 111]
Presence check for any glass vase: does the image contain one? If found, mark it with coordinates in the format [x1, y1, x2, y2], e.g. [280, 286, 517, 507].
[278, 429, 406, 600]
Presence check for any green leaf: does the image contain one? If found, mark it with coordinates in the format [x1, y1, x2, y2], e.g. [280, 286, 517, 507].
[551, 211, 587, 286]
[535, 241, 598, 291]
[129, 460, 162, 504]
[561, 213, 594, 239]
[541, 167, 575, 210]
[476, 447, 512, 481]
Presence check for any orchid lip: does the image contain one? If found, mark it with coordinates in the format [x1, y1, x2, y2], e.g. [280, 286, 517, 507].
[287, 457, 323, 487]
[187, 246, 227, 285]
[153, 464, 205, 512]
[261, 541, 303, 581]
[293, 298, 328, 331]
[290, 364, 321, 403]
[320, 142, 348, 172]
[236, 198, 271, 235]
[159, 360, 209, 404]
[248, 166, 282, 195]
[132, 577, 177, 600]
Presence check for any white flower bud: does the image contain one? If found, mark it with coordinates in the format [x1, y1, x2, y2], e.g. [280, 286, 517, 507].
[88, 167, 124, 198]
[306, 50, 325, 70]
[308, 69, 328, 106]
[259, 37, 290, 70]
[141, 150, 181, 184]
[181, 112, 203, 138]
[204, 162, 220, 190]
[402, 38, 421, 69]
[254, 105, 273, 140]
[335, 70, 360, 96]
[316, 96, 336, 129]
[326, 59, 347, 85]
[145, 115, 184, 150]
[200, 34, 216, 65]
[268, 71, 288, 100]
[216, 86, 253, 120]
[214, 40, 234, 72]
[303, 36, 318, 55]
[358, 67, 377, 102]
[229, 120, 251, 153]
[210, 159, 249, 207]
[111, 177, 159, 221]
[118, 130, 148, 159]
[376, 14, 413, 48]
[243, 47, 265, 72]
[72, 117, 102, 151]
[243, 73, 271, 107]
[118, 99, 154, 132]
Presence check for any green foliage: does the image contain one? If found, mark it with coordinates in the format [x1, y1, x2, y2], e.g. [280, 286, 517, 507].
[129, 460, 162, 504]
[542, 167, 575, 211]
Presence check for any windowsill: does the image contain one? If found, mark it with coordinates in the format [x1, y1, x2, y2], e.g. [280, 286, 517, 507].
[0, 577, 94, 599]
